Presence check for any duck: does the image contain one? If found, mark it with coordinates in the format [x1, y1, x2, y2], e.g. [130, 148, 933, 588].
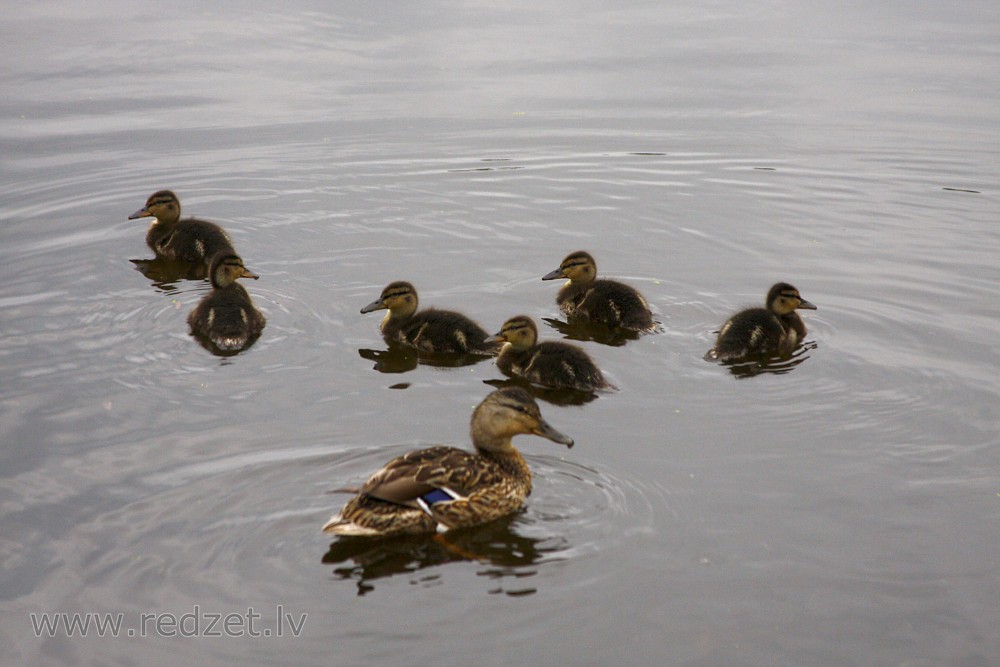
[129, 190, 236, 265]
[706, 282, 817, 362]
[542, 251, 656, 332]
[323, 387, 574, 537]
[494, 315, 611, 391]
[360, 281, 500, 355]
[187, 252, 266, 351]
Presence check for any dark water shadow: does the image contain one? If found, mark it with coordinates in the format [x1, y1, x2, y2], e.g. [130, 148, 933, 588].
[483, 377, 600, 407]
[541, 317, 645, 347]
[707, 341, 817, 379]
[358, 344, 494, 374]
[131, 257, 206, 290]
[321, 514, 567, 597]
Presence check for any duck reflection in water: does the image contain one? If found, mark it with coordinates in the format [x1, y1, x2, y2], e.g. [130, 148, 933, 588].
[719, 341, 817, 379]
[322, 515, 568, 597]
[130, 256, 208, 288]
[541, 317, 642, 347]
[357, 344, 492, 374]
[482, 377, 600, 407]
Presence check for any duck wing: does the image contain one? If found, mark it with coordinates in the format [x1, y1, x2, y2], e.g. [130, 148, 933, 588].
[359, 446, 500, 506]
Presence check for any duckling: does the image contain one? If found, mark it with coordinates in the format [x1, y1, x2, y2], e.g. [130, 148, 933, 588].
[187, 253, 266, 351]
[706, 282, 817, 362]
[360, 281, 500, 355]
[542, 251, 656, 332]
[323, 387, 574, 537]
[129, 190, 236, 265]
[495, 315, 611, 391]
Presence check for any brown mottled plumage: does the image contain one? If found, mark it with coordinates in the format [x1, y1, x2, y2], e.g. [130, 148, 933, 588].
[495, 315, 610, 391]
[187, 253, 266, 352]
[706, 282, 816, 362]
[360, 281, 500, 354]
[322, 387, 574, 537]
[542, 251, 655, 332]
[129, 190, 236, 264]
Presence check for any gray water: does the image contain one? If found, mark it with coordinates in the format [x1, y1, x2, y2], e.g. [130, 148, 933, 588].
[2, 2, 999, 665]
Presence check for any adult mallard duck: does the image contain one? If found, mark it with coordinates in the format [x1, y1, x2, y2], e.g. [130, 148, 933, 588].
[706, 282, 816, 362]
[323, 387, 574, 537]
[360, 281, 500, 354]
[187, 253, 266, 351]
[542, 250, 656, 332]
[494, 315, 611, 391]
[129, 190, 236, 265]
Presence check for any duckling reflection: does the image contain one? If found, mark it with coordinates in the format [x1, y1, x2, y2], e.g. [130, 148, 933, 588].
[322, 515, 568, 597]
[130, 256, 208, 286]
[542, 251, 656, 333]
[188, 253, 266, 354]
[723, 341, 817, 379]
[360, 281, 500, 355]
[541, 317, 640, 347]
[357, 345, 419, 374]
[482, 378, 600, 407]
[706, 282, 817, 362]
[323, 387, 573, 537]
[358, 344, 492, 374]
[128, 190, 237, 266]
[494, 315, 612, 392]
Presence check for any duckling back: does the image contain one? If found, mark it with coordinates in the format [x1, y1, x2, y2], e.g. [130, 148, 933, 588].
[495, 315, 609, 390]
[707, 307, 787, 361]
[543, 251, 655, 332]
[557, 279, 655, 332]
[149, 220, 235, 265]
[387, 308, 499, 354]
[499, 341, 608, 391]
[707, 282, 816, 361]
[361, 281, 499, 354]
[129, 190, 236, 264]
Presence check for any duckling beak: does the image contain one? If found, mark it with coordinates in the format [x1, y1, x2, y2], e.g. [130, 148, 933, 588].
[797, 299, 817, 310]
[128, 206, 151, 220]
[493, 331, 509, 343]
[360, 299, 387, 314]
[541, 268, 565, 281]
[533, 418, 574, 448]
[240, 268, 260, 280]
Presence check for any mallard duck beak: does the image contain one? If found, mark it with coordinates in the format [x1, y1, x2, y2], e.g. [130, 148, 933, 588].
[533, 418, 574, 448]
[128, 207, 151, 220]
[797, 299, 817, 310]
[493, 331, 509, 343]
[241, 268, 260, 280]
[541, 268, 565, 281]
[360, 299, 387, 314]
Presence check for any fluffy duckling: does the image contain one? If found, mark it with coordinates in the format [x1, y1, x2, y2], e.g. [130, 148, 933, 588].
[495, 315, 610, 391]
[129, 190, 236, 264]
[706, 282, 817, 361]
[542, 251, 655, 332]
[323, 387, 574, 537]
[360, 281, 500, 355]
[187, 253, 266, 351]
